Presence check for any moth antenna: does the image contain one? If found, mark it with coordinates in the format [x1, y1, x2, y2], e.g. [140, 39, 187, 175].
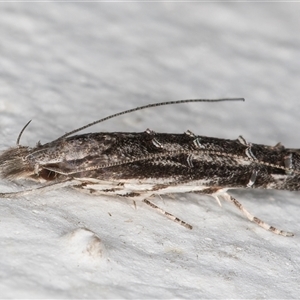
[16, 120, 32, 146]
[56, 98, 245, 141]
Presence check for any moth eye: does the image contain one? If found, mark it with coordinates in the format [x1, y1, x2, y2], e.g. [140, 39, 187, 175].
[39, 167, 59, 181]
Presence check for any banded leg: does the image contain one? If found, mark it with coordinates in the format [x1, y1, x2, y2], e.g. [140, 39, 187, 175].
[143, 199, 192, 230]
[222, 193, 294, 237]
[0, 179, 79, 198]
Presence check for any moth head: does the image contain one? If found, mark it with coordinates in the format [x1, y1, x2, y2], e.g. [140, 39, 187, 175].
[0, 146, 34, 180]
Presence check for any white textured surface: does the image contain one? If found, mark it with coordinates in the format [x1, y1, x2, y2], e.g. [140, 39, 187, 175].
[0, 3, 300, 299]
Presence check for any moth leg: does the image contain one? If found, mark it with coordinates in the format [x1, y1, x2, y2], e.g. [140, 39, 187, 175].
[0, 179, 79, 198]
[193, 188, 225, 207]
[222, 193, 294, 237]
[143, 198, 192, 230]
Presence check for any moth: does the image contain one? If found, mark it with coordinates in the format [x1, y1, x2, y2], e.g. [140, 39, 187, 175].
[0, 98, 297, 237]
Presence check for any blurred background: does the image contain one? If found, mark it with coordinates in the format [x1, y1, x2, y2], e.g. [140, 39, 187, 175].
[1, 3, 299, 146]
